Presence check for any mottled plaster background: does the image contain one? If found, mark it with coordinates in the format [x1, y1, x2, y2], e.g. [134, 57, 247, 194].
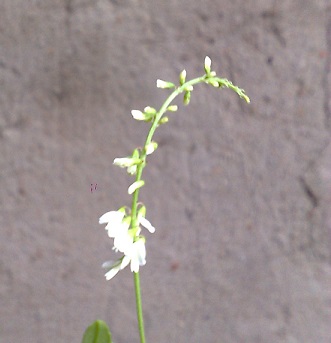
[0, 1, 330, 342]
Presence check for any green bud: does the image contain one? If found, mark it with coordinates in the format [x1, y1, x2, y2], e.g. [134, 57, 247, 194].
[167, 105, 178, 112]
[207, 79, 220, 87]
[183, 91, 191, 105]
[159, 117, 169, 125]
[144, 106, 157, 114]
[243, 94, 250, 103]
[156, 79, 176, 89]
[179, 69, 186, 85]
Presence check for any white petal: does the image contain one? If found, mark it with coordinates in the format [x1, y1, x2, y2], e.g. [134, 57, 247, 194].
[130, 258, 140, 273]
[139, 217, 156, 233]
[106, 218, 130, 238]
[127, 165, 137, 175]
[135, 240, 146, 265]
[120, 255, 131, 270]
[105, 265, 121, 280]
[145, 142, 158, 155]
[102, 260, 114, 269]
[128, 180, 145, 195]
[114, 232, 133, 253]
[204, 56, 211, 70]
[99, 211, 124, 225]
[114, 157, 141, 167]
[156, 79, 167, 88]
[131, 110, 145, 120]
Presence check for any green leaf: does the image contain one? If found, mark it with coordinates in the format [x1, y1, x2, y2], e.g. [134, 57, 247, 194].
[82, 320, 112, 343]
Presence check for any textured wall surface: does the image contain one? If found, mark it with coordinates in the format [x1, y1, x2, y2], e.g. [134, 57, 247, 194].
[1, 1, 330, 342]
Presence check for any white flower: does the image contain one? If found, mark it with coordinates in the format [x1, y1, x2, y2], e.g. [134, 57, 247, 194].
[99, 210, 125, 237]
[122, 239, 146, 273]
[100, 207, 156, 280]
[99, 210, 133, 253]
[103, 239, 147, 280]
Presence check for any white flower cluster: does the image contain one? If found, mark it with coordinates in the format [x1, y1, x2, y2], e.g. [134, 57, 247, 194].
[99, 208, 155, 280]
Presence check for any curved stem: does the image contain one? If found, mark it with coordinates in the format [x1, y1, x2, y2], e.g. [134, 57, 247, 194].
[129, 72, 249, 343]
[130, 75, 207, 224]
[130, 76, 211, 343]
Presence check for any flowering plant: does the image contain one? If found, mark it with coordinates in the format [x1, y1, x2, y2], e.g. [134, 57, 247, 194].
[82, 57, 249, 343]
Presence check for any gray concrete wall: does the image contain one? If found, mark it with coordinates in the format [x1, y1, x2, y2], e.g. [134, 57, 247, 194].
[1, 1, 330, 342]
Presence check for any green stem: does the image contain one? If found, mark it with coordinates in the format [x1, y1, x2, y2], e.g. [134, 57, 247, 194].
[130, 76, 206, 224]
[129, 76, 213, 343]
[134, 271, 146, 343]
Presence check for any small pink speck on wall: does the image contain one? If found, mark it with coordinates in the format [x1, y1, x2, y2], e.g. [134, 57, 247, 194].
[90, 183, 97, 193]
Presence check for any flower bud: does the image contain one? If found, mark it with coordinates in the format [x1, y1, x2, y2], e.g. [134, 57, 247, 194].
[167, 105, 178, 112]
[145, 141, 158, 155]
[208, 79, 220, 87]
[156, 79, 176, 89]
[131, 110, 147, 120]
[183, 91, 191, 105]
[204, 56, 212, 74]
[127, 149, 140, 175]
[113, 157, 141, 167]
[144, 106, 157, 114]
[179, 69, 186, 85]
[158, 117, 169, 125]
[128, 180, 145, 194]
[243, 94, 250, 103]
